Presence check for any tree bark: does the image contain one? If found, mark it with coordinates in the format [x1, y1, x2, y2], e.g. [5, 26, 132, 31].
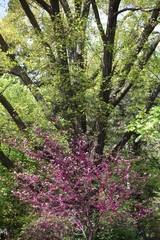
[0, 150, 14, 169]
[0, 94, 26, 130]
[95, 0, 121, 155]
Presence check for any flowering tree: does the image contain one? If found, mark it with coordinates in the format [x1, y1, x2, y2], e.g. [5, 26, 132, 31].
[9, 131, 149, 240]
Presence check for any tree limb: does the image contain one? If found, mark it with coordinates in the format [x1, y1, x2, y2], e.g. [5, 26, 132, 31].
[89, 65, 101, 81]
[110, 33, 160, 107]
[81, 0, 91, 19]
[111, 81, 133, 107]
[112, 7, 160, 96]
[0, 92, 26, 169]
[112, 74, 160, 152]
[0, 94, 26, 130]
[112, 79, 160, 152]
[134, 8, 160, 54]
[92, 0, 107, 44]
[0, 34, 10, 52]
[60, 0, 72, 21]
[146, 83, 160, 113]
[34, 0, 51, 14]
[19, 0, 41, 32]
[0, 34, 44, 102]
[19, 0, 56, 63]
[0, 150, 14, 169]
[50, 0, 60, 18]
[116, 7, 160, 16]
[139, 34, 160, 69]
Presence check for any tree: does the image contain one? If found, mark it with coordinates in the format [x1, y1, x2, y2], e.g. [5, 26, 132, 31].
[10, 133, 149, 240]
[0, 1, 160, 237]
[0, 0, 160, 169]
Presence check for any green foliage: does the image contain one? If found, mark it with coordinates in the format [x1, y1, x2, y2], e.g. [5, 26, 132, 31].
[128, 106, 160, 142]
[98, 225, 138, 240]
[0, 167, 29, 238]
[0, 0, 160, 239]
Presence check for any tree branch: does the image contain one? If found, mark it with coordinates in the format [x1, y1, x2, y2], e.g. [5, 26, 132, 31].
[19, 0, 56, 64]
[0, 150, 14, 169]
[110, 33, 160, 107]
[146, 83, 160, 113]
[50, 0, 60, 18]
[112, 73, 160, 152]
[139, 34, 160, 69]
[0, 34, 47, 102]
[81, 0, 91, 19]
[19, 0, 41, 32]
[116, 7, 160, 16]
[112, 131, 133, 152]
[129, 7, 159, 69]
[0, 34, 32, 85]
[0, 34, 9, 52]
[113, 79, 160, 152]
[0, 92, 26, 169]
[0, 94, 26, 130]
[111, 7, 160, 97]
[111, 81, 133, 107]
[89, 65, 101, 81]
[34, 0, 51, 14]
[134, 8, 160, 54]
[60, 0, 72, 21]
[91, 0, 107, 44]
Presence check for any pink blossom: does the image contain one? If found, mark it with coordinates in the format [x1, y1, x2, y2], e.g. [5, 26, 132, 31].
[5, 132, 150, 239]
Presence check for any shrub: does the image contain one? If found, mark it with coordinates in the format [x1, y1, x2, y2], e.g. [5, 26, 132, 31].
[3, 130, 150, 239]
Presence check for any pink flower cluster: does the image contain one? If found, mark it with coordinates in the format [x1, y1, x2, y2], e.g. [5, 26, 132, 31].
[7, 130, 149, 239]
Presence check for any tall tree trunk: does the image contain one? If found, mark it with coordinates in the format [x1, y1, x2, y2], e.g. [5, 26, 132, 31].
[95, 0, 121, 155]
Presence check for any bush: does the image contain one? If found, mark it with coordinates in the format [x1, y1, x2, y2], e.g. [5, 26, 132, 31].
[3, 130, 150, 239]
